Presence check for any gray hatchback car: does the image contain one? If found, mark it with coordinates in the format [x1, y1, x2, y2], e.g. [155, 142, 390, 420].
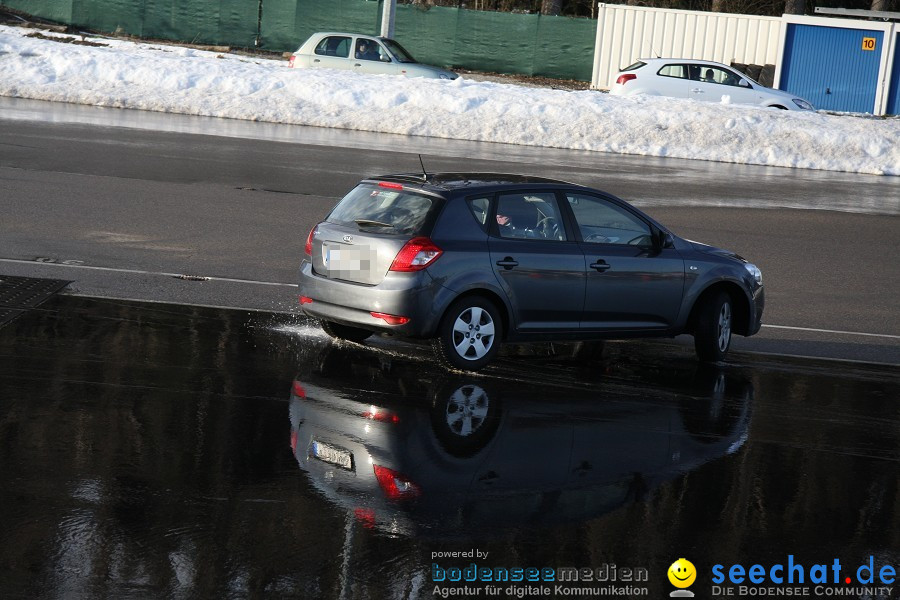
[298, 173, 764, 371]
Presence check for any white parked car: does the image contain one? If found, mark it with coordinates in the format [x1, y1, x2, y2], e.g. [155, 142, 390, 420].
[610, 58, 815, 111]
[289, 32, 458, 80]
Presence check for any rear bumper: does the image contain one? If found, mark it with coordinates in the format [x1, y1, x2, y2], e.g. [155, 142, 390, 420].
[297, 260, 448, 337]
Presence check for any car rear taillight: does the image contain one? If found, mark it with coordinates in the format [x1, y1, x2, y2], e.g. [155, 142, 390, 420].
[616, 73, 637, 85]
[354, 508, 377, 529]
[288, 55, 295, 68]
[304, 224, 318, 255]
[389, 237, 442, 272]
[362, 405, 401, 423]
[373, 465, 421, 500]
[292, 381, 306, 397]
[299, 296, 313, 305]
[370, 312, 410, 326]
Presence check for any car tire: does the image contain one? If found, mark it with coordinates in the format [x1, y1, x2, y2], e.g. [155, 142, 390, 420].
[320, 320, 372, 343]
[429, 380, 501, 457]
[432, 296, 502, 372]
[694, 292, 733, 363]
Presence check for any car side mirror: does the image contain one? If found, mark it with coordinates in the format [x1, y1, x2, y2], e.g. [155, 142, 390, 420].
[654, 230, 674, 250]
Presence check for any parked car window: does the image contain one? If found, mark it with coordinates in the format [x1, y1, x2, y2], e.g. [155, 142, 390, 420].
[693, 65, 742, 87]
[658, 64, 688, 79]
[621, 60, 646, 72]
[566, 193, 652, 246]
[314, 36, 351, 58]
[382, 39, 416, 63]
[467, 197, 491, 228]
[328, 184, 436, 235]
[355, 39, 389, 62]
[496, 193, 566, 241]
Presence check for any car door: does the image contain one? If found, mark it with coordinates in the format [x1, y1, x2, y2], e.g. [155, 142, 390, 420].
[691, 64, 760, 105]
[562, 192, 685, 331]
[352, 38, 399, 76]
[487, 191, 585, 333]
[654, 63, 693, 99]
[309, 35, 353, 71]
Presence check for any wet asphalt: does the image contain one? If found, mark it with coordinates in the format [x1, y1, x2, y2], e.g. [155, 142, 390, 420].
[0, 295, 897, 599]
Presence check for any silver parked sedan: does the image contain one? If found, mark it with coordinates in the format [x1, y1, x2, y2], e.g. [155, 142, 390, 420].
[289, 32, 458, 80]
[298, 173, 765, 371]
[610, 58, 815, 111]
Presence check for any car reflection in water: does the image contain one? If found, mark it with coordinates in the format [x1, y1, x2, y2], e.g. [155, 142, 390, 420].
[288, 342, 753, 537]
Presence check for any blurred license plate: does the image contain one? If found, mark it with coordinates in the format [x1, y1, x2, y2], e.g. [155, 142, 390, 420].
[310, 440, 353, 470]
[323, 243, 372, 274]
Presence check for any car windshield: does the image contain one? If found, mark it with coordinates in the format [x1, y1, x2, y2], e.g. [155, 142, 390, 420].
[382, 39, 416, 63]
[328, 184, 436, 235]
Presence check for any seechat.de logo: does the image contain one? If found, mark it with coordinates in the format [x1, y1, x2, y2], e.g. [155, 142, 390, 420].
[668, 558, 697, 598]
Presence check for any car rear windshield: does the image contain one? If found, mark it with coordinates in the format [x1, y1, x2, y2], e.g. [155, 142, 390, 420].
[621, 61, 646, 72]
[327, 183, 439, 235]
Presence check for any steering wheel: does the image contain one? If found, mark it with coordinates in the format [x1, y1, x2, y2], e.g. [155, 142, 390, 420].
[535, 217, 561, 240]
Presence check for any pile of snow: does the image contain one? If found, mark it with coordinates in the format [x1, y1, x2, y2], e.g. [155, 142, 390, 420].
[1, 25, 898, 176]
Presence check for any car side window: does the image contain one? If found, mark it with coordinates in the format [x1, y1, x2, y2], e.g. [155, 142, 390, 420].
[695, 65, 742, 87]
[496, 193, 566, 241]
[658, 64, 688, 79]
[566, 193, 652, 246]
[314, 36, 351, 59]
[466, 197, 491, 229]
[355, 39, 389, 62]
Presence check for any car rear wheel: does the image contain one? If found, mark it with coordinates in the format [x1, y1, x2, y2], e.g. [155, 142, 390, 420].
[432, 296, 502, 371]
[320, 320, 372, 343]
[694, 292, 733, 362]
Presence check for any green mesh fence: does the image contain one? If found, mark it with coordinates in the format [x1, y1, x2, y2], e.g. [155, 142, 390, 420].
[1, 0, 595, 80]
[261, 0, 381, 52]
[3, 0, 74, 25]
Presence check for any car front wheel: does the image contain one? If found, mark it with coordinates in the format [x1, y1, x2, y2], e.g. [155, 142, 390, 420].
[320, 320, 372, 343]
[432, 297, 503, 371]
[694, 292, 733, 362]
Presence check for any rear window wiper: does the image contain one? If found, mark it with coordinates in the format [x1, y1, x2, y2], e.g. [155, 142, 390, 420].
[355, 219, 395, 228]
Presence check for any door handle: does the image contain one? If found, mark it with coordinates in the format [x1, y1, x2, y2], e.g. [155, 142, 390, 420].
[354, 63, 362, 67]
[313, 58, 321, 63]
[496, 257, 518, 270]
[590, 260, 611, 272]
[690, 88, 703, 93]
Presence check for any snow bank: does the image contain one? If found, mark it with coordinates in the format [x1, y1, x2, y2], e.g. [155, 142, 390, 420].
[1, 25, 898, 175]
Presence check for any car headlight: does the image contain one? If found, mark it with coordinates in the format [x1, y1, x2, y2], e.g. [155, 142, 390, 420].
[744, 263, 762, 285]
[792, 98, 815, 111]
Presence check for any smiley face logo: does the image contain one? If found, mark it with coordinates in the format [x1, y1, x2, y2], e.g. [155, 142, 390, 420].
[668, 558, 697, 588]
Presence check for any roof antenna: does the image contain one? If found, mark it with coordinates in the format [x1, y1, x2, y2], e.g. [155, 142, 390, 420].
[418, 154, 429, 181]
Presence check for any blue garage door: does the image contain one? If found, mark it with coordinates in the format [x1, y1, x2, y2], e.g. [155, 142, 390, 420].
[887, 33, 900, 116]
[781, 24, 882, 113]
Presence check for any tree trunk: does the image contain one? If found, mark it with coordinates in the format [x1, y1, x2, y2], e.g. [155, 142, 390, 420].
[711, 0, 727, 12]
[870, 0, 886, 11]
[541, 0, 562, 15]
